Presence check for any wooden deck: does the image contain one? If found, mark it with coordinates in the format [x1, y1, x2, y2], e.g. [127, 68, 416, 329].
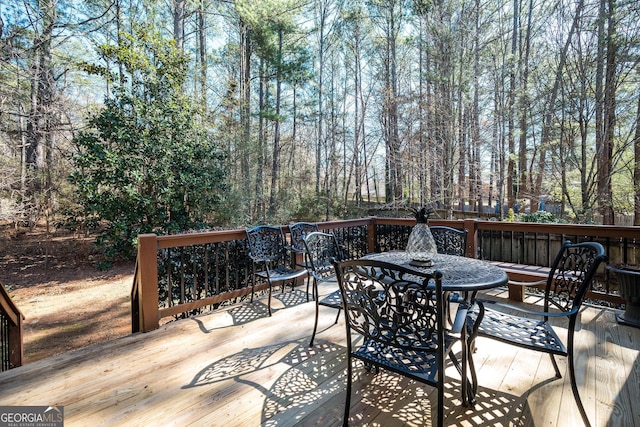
[1, 282, 638, 427]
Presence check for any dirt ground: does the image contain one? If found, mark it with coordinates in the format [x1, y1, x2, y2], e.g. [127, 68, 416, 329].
[1, 226, 134, 364]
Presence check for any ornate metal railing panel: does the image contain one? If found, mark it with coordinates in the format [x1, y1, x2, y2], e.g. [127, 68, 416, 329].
[322, 223, 369, 259]
[157, 238, 253, 319]
[375, 223, 411, 253]
[1, 314, 9, 372]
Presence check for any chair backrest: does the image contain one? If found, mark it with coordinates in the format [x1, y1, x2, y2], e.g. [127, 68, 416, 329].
[303, 232, 344, 283]
[288, 222, 319, 253]
[545, 241, 607, 313]
[429, 226, 468, 256]
[332, 259, 444, 352]
[245, 226, 288, 263]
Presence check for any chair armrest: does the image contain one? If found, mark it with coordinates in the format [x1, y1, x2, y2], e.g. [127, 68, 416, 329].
[476, 298, 578, 319]
[247, 254, 273, 264]
[285, 245, 304, 254]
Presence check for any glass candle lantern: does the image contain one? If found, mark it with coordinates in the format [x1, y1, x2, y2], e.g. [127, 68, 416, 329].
[406, 206, 437, 267]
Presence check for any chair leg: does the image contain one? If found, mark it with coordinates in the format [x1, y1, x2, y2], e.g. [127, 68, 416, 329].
[549, 353, 562, 378]
[568, 352, 591, 427]
[568, 329, 591, 427]
[437, 383, 444, 427]
[309, 279, 320, 347]
[343, 356, 352, 427]
[267, 283, 272, 316]
[334, 308, 341, 324]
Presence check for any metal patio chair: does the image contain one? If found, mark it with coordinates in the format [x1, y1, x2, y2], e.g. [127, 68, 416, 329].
[332, 258, 472, 427]
[430, 225, 469, 319]
[288, 222, 319, 301]
[303, 231, 345, 347]
[430, 225, 468, 256]
[471, 241, 607, 427]
[245, 225, 309, 316]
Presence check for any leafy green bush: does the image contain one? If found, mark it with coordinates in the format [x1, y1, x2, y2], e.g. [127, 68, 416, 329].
[70, 28, 227, 264]
[520, 210, 559, 223]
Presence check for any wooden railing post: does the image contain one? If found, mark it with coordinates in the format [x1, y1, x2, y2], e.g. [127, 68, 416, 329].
[367, 217, 377, 253]
[8, 314, 23, 369]
[464, 219, 479, 258]
[137, 234, 159, 332]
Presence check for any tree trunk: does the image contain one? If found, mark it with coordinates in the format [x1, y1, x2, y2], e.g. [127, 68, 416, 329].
[506, 0, 518, 211]
[457, 27, 467, 212]
[381, 3, 402, 204]
[173, 0, 185, 50]
[240, 20, 251, 204]
[473, 0, 482, 213]
[418, 16, 427, 206]
[268, 29, 284, 216]
[519, 0, 533, 210]
[595, 0, 608, 223]
[316, 0, 327, 196]
[255, 57, 266, 219]
[197, 1, 207, 106]
[601, 0, 617, 224]
[634, 87, 640, 225]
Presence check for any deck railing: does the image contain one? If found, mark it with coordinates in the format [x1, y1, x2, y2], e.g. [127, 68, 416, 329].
[132, 219, 373, 332]
[133, 218, 639, 332]
[0, 282, 24, 371]
[4, 217, 634, 367]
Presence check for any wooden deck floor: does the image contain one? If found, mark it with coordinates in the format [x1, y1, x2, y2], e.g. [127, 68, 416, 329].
[1, 283, 638, 427]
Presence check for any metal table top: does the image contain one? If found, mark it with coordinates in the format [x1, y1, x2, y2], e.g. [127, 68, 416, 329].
[362, 251, 508, 292]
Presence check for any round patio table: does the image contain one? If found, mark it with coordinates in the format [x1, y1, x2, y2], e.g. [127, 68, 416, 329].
[362, 251, 508, 292]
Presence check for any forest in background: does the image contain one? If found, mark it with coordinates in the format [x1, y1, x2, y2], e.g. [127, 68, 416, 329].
[1, 0, 640, 257]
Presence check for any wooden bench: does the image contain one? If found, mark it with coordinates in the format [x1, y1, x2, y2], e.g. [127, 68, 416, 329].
[488, 262, 551, 302]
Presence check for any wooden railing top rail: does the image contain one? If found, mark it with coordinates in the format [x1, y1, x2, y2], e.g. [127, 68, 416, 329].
[370, 217, 458, 226]
[475, 220, 640, 239]
[0, 283, 23, 328]
[146, 218, 377, 250]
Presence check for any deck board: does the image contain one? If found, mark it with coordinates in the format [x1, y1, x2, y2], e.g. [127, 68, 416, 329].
[1, 282, 638, 426]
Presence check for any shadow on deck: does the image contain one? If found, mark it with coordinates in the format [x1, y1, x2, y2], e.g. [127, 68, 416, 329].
[0, 283, 638, 426]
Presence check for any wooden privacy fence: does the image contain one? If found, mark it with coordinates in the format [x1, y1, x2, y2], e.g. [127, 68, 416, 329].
[132, 218, 640, 332]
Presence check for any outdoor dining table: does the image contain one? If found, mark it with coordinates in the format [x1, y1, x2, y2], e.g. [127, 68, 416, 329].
[361, 251, 509, 406]
[362, 251, 508, 292]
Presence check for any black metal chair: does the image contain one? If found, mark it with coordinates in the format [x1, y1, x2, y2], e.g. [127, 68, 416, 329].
[245, 225, 309, 316]
[304, 232, 345, 347]
[471, 241, 607, 427]
[430, 226, 469, 319]
[430, 226, 468, 256]
[288, 222, 319, 301]
[332, 258, 472, 427]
